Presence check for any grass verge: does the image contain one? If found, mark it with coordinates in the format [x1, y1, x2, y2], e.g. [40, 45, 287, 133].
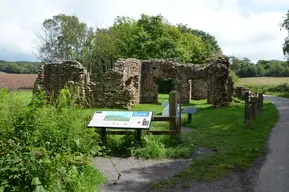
[152, 98, 277, 190]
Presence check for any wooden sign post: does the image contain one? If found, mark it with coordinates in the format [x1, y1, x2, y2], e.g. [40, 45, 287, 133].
[250, 98, 257, 120]
[88, 90, 182, 147]
[244, 91, 249, 123]
[246, 104, 252, 127]
[169, 90, 181, 134]
[258, 93, 263, 112]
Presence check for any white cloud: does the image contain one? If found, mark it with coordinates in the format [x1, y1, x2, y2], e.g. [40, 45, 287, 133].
[252, 0, 289, 7]
[0, 0, 288, 62]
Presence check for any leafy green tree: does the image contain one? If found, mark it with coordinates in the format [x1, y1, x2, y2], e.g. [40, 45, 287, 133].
[238, 64, 258, 77]
[256, 60, 272, 70]
[256, 64, 265, 76]
[177, 23, 222, 60]
[240, 58, 252, 66]
[265, 62, 285, 77]
[35, 14, 90, 62]
[111, 14, 180, 60]
[281, 10, 289, 60]
[109, 14, 207, 63]
[89, 28, 119, 80]
[234, 58, 258, 77]
[229, 56, 241, 73]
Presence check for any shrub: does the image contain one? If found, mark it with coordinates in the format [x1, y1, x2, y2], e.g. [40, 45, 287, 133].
[244, 83, 289, 94]
[0, 88, 104, 192]
[229, 70, 239, 83]
[268, 83, 289, 92]
[130, 134, 195, 159]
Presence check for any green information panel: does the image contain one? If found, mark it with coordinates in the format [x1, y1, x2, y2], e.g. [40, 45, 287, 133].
[88, 111, 153, 129]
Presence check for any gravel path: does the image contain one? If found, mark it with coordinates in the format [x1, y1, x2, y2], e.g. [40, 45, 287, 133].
[93, 96, 289, 192]
[93, 126, 194, 192]
[93, 157, 191, 192]
[254, 96, 289, 192]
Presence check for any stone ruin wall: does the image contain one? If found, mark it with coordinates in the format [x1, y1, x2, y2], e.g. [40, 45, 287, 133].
[34, 59, 142, 109]
[33, 61, 90, 105]
[190, 79, 207, 100]
[33, 56, 234, 109]
[88, 59, 142, 109]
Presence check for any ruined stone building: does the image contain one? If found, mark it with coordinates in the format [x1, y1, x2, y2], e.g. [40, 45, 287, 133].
[33, 56, 234, 109]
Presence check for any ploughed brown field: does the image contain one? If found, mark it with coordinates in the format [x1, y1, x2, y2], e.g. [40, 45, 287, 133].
[0, 73, 37, 89]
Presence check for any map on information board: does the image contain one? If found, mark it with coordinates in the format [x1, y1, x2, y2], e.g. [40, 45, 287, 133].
[88, 111, 153, 129]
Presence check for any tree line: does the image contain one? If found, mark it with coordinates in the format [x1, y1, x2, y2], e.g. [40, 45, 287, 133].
[0, 60, 41, 74]
[230, 57, 289, 77]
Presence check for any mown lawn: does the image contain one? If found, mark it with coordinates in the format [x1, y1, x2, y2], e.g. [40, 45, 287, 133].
[153, 98, 277, 190]
[179, 99, 277, 179]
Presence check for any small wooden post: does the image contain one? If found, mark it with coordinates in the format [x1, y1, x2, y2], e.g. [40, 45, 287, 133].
[256, 94, 261, 113]
[100, 128, 107, 146]
[246, 104, 252, 127]
[136, 130, 142, 147]
[169, 91, 176, 132]
[258, 93, 264, 112]
[176, 101, 181, 134]
[256, 95, 260, 113]
[188, 114, 192, 124]
[169, 90, 181, 134]
[244, 91, 249, 123]
[250, 99, 257, 119]
[252, 97, 259, 115]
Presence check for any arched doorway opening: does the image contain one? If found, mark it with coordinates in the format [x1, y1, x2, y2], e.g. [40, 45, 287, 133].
[156, 78, 175, 104]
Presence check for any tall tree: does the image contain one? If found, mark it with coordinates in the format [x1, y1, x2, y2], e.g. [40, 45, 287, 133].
[281, 10, 289, 60]
[229, 56, 241, 73]
[35, 14, 90, 62]
[110, 14, 207, 63]
[177, 23, 222, 60]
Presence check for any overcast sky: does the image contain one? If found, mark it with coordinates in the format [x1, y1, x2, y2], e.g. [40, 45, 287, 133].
[0, 0, 289, 63]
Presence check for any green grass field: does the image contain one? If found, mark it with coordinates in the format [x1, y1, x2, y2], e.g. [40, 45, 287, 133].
[236, 77, 289, 98]
[236, 77, 289, 86]
[0, 89, 278, 191]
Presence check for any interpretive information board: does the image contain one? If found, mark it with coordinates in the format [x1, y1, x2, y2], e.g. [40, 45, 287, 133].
[88, 111, 153, 129]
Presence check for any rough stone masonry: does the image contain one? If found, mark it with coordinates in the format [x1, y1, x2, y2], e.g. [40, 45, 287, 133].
[33, 55, 234, 109]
